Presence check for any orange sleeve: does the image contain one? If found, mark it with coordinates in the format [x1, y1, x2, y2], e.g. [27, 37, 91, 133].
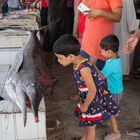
[108, 0, 122, 11]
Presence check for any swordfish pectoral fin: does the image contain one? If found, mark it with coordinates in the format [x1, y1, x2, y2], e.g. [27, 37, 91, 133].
[15, 86, 27, 127]
[5, 83, 27, 126]
[5, 83, 17, 103]
[9, 53, 24, 74]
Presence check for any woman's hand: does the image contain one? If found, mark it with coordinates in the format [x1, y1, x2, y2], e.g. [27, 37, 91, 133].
[84, 8, 101, 18]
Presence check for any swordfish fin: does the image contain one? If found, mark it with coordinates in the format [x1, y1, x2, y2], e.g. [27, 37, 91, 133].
[5, 83, 27, 126]
[8, 53, 23, 76]
[12, 53, 23, 73]
[15, 87, 27, 127]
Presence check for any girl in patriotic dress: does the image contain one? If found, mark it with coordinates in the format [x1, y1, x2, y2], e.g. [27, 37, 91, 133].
[53, 34, 120, 140]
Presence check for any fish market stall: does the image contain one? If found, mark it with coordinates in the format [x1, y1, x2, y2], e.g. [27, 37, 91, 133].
[0, 13, 47, 140]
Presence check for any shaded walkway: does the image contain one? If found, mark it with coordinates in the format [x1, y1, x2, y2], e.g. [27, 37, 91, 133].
[45, 62, 140, 140]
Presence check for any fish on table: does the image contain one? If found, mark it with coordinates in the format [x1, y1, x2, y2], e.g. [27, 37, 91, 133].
[5, 30, 58, 126]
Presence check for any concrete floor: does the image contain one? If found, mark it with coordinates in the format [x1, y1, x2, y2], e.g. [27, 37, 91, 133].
[45, 62, 140, 140]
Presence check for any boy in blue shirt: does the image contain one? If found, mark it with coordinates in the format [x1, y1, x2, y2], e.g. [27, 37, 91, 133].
[100, 34, 123, 105]
[100, 34, 123, 140]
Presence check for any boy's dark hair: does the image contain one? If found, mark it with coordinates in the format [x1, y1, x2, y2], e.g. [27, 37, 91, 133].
[53, 34, 81, 56]
[100, 34, 119, 52]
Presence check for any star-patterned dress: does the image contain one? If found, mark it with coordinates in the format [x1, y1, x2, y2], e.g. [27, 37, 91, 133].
[73, 59, 120, 127]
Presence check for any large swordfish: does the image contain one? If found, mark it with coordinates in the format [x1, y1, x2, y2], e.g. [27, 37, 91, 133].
[5, 30, 57, 126]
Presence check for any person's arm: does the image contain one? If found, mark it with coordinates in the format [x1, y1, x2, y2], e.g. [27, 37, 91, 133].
[123, 29, 140, 54]
[126, 0, 139, 34]
[123, 0, 140, 54]
[99, 7, 122, 22]
[84, 7, 122, 22]
[73, 0, 80, 37]
[101, 62, 111, 78]
[133, 29, 140, 38]
[45, 0, 49, 4]
[19, 0, 23, 6]
[0, 0, 7, 7]
[79, 67, 97, 113]
[31, 0, 40, 8]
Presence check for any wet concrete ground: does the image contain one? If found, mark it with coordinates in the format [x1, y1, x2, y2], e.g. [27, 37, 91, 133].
[45, 61, 140, 140]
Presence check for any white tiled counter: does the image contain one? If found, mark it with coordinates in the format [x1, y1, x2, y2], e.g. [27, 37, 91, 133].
[0, 29, 28, 65]
[0, 14, 47, 140]
[0, 60, 47, 140]
[0, 48, 19, 65]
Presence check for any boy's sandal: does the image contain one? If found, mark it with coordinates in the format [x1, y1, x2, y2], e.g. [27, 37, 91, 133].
[126, 128, 140, 137]
[104, 132, 121, 140]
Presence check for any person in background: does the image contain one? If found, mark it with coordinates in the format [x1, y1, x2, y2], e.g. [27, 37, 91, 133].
[0, 0, 8, 16]
[123, 28, 140, 138]
[43, 0, 68, 65]
[53, 34, 120, 140]
[124, 29, 140, 53]
[24, 0, 33, 9]
[65, 0, 74, 34]
[31, 0, 48, 28]
[114, 0, 139, 81]
[131, 39, 140, 79]
[73, 0, 90, 64]
[100, 34, 123, 140]
[73, 0, 86, 43]
[31, 0, 50, 65]
[81, 0, 122, 70]
[8, 0, 19, 11]
[73, 0, 80, 37]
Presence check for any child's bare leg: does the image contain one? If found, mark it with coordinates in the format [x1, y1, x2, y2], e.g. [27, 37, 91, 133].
[110, 117, 120, 134]
[104, 117, 121, 140]
[86, 126, 96, 140]
[80, 127, 86, 140]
